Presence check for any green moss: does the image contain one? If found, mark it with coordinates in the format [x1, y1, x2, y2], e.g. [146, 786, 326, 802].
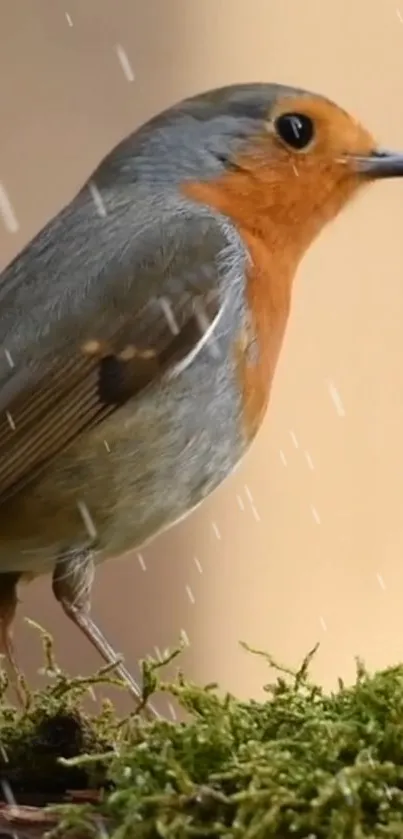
[2, 628, 403, 837]
[0, 622, 123, 798]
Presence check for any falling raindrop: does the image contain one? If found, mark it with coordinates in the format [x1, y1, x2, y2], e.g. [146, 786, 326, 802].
[0, 183, 19, 232]
[4, 349, 14, 368]
[304, 451, 315, 471]
[212, 521, 221, 540]
[159, 296, 179, 334]
[289, 430, 299, 449]
[180, 628, 190, 646]
[77, 500, 97, 540]
[6, 411, 15, 431]
[137, 553, 147, 571]
[89, 181, 107, 217]
[115, 44, 135, 81]
[244, 485, 261, 522]
[193, 556, 203, 574]
[186, 585, 195, 605]
[310, 504, 321, 525]
[327, 379, 346, 417]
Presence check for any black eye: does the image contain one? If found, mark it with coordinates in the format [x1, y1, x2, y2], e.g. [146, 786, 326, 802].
[274, 112, 314, 151]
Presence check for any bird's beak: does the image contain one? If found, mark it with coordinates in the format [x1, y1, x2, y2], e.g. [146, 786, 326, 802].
[353, 149, 403, 179]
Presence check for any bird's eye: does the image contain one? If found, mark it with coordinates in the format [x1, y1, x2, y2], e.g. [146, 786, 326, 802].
[274, 112, 314, 151]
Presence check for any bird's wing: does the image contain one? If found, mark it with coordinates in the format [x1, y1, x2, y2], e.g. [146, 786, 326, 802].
[0, 183, 237, 504]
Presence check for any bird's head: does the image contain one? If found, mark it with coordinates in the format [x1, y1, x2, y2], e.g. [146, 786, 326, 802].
[178, 82, 403, 260]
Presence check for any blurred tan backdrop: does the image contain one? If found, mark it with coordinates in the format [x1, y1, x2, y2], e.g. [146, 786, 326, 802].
[1, 0, 403, 712]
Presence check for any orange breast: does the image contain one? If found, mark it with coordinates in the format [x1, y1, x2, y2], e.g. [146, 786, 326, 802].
[184, 177, 299, 443]
[233, 230, 294, 440]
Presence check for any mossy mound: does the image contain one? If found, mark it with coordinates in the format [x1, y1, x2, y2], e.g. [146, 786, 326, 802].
[1, 630, 403, 838]
[0, 623, 121, 804]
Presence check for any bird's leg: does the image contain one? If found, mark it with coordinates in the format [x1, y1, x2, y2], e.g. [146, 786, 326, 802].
[52, 551, 159, 719]
[0, 572, 25, 705]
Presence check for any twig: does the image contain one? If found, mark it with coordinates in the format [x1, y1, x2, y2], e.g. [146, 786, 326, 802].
[0, 802, 109, 839]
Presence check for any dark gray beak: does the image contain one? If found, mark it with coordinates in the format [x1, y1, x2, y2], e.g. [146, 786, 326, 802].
[353, 149, 403, 179]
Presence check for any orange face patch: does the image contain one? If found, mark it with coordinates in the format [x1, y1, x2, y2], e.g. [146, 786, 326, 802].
[268, 94, 376, 161]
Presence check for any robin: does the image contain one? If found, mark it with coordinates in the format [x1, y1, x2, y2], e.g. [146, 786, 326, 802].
[0, 81, 401, 711]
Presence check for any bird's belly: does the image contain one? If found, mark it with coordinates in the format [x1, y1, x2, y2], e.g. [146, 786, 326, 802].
[0, 348, 248, 575]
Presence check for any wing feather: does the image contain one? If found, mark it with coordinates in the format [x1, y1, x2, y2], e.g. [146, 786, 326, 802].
[0, 199, 231, 503]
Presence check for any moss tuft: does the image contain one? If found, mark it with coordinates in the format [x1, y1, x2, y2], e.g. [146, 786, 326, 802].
[2, 629, 403, 837]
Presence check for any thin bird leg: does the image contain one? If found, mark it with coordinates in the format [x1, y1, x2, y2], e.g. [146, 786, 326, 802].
[0, 572, 25, 706]
[52, 551, 159, 719]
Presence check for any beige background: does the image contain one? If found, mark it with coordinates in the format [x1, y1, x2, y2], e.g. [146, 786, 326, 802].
[1, 0, 403, 713]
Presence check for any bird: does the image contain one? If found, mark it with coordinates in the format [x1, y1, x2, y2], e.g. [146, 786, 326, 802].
[0, 81, 401, 712]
